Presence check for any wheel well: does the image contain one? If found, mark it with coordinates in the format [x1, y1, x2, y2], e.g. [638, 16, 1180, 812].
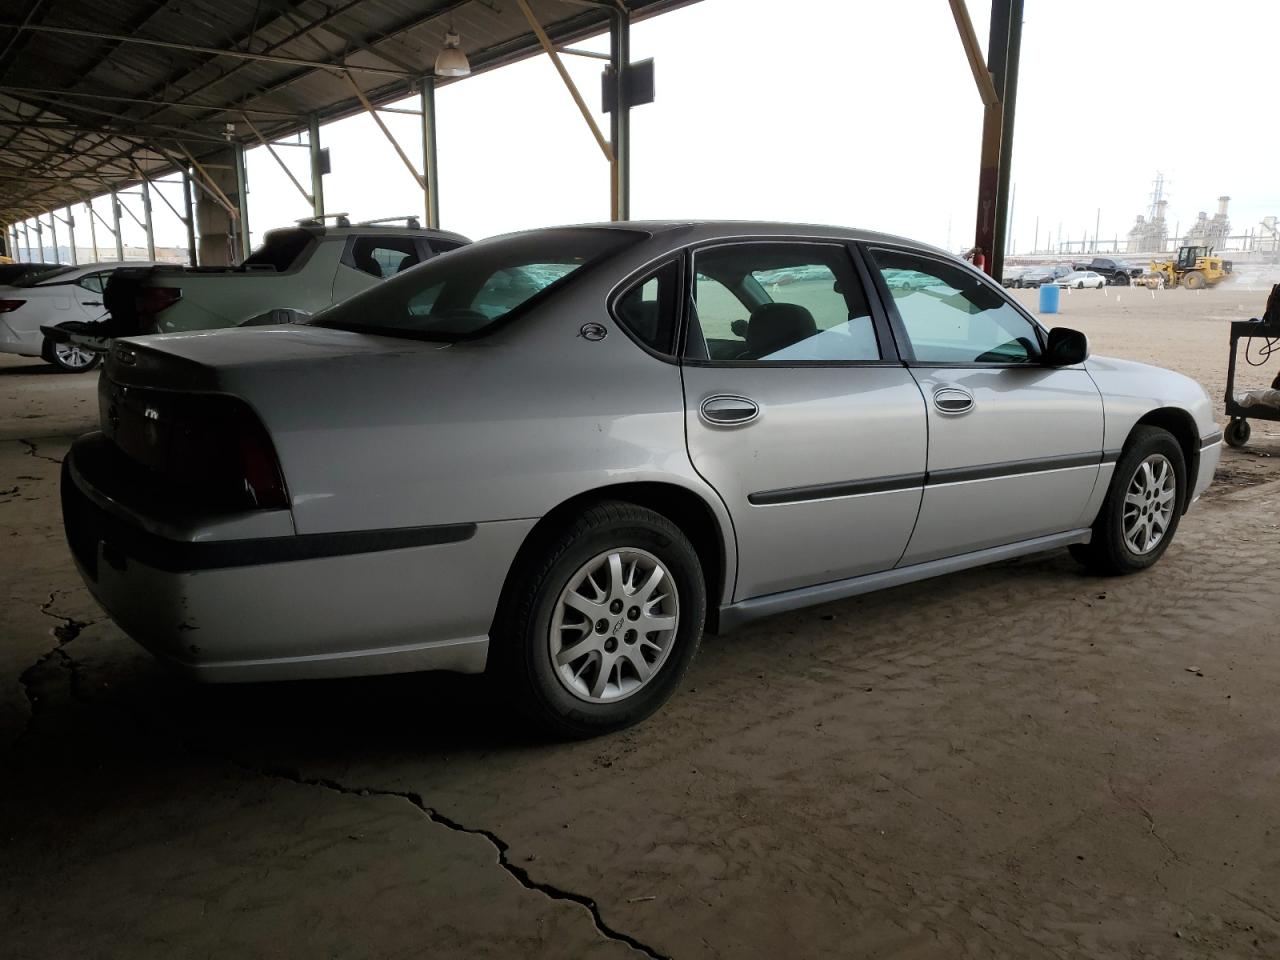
[495, 482, 729, 630]
[1130, 407, 1199, 511]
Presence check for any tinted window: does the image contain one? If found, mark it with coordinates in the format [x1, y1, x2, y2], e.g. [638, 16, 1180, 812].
[78, 273, 107, 293]
[312, 228, 642, 341]
[614, 260, 680, 355]
[350, 236, 420, 278]
[15, 265, 77, 287]
[872, 249, 1041, 364]
[686, 243, 879, 362]
[242, 229, 313, 271]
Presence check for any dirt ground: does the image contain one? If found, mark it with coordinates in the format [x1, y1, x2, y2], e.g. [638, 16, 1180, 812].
[3, 279, 1280, 959]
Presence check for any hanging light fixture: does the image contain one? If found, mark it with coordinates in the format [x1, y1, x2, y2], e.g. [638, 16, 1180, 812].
[434, 31, 470, 77]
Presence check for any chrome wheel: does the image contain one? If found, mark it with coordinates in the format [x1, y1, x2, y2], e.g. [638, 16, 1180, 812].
[1123, 454, 1176, 555]
[53, 341, 96, 370]
[549, 548, 679, 703]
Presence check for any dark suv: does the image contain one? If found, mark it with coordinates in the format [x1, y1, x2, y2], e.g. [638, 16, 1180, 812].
[1070, 257, 1142, 285]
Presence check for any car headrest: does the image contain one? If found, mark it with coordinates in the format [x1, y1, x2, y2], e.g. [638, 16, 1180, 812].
[746, 302, 817, 357]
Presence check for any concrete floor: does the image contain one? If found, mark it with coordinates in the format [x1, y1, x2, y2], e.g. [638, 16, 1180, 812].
[3, 287, 1280, 958]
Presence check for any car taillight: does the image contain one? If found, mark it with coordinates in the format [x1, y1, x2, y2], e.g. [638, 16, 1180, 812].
[0, 299, 26, 312]
[106, 388, 288, 512]
[233, 409, 289, 509]
[136, 287, 182, 317]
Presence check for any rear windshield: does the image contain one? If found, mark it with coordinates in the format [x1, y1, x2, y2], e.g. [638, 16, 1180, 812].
[241, 229, 313, 272]
[310, 227, 642, 341]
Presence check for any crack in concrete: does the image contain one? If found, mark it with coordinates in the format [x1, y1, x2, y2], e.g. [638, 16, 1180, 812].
[17, 438, 63, 465]
[15, 592, 95, 743]
[247, 762, 669, 960]
[12, 619, 667, 958]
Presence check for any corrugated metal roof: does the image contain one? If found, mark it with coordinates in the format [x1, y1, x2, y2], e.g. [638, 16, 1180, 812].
[0, 0, 699, 224]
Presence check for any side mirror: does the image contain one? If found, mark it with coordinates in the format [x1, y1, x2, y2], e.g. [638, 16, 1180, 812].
[1044, 326, 1089, 366]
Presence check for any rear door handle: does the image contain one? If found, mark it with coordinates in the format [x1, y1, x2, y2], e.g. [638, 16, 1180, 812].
[932, 386, 974, 414]
[82, 301, 103, 306]
[700, 395, 760, 426]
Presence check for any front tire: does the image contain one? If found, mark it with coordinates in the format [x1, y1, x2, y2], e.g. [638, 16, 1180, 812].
[1070, 426, 1186, 575]
[491, 501, 706, 738]
[41, 337, 101, 373]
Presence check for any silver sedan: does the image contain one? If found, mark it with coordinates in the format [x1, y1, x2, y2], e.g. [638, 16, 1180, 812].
[61, 222, 1221, 736]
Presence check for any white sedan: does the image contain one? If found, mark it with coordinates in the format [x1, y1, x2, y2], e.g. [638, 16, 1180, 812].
[1055, 270, 1107, 290]
[0, 262, 160, 371]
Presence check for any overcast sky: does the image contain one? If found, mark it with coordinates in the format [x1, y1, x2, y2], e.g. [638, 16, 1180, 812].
[17, 0, 1280, 259]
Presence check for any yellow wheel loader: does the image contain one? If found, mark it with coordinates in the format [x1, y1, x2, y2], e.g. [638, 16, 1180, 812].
[1148, 245, 1232, 289]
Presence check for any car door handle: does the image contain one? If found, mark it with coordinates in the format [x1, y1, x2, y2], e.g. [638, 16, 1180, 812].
[700, 395, 760, 426]
[82, 301, 103, 306]
[932, 387, 974, 415]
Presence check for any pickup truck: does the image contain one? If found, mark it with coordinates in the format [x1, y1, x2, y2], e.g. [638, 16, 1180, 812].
[1069, 257, 1143, 285]
[47, 219, 469, 348]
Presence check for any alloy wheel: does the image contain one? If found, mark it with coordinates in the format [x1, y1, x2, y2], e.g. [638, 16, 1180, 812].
[1122, 454, 1177, 555]
[53, 342, 96, 369]
[548, 548, 679, 703]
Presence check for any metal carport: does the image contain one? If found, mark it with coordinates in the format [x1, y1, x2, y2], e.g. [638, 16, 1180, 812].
[0, 0, 1022, 276]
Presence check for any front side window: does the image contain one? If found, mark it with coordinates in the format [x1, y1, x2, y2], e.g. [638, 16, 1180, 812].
[312, 228, 642, 341]
[686, 243, 879, 363]
[871, 249, 1042, 364]
[77, 273, 107, 293]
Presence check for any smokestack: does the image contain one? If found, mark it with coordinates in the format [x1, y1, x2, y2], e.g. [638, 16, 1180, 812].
[1217, 195, 1230, 217]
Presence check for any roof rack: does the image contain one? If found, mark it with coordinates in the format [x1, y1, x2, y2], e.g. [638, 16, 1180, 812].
[355, 215, 422, 230]
[295, 213, 351, 227]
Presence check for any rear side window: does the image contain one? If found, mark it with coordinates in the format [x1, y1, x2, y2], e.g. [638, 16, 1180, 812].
[613, 260, 680, 355]
[348, 236, 421, 278]
[685, 242, 879, 362]
[78, 273, 107, 293]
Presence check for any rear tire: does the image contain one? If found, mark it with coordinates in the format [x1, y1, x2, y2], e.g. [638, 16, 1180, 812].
[490, 501, 706, 738]
[1070, 426, 1186, 575]
[41, 337, 101, 373]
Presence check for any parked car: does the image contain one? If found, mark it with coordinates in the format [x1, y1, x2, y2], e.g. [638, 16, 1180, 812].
[46, 218, 470, 353]
[1071, 257, 1143, 285]
[61, 222, 1221, 736]
[0, 261, 63, 286]
[1009, 265, 1071, 288]
[1056, 270, 1107, 289]
[0, 261, 161, 371]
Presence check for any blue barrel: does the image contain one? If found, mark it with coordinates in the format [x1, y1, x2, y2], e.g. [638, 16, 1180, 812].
[1039, 282, 1060, 314]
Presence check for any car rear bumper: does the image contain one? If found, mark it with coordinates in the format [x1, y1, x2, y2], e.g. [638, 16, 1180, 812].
[62, 436, 534, 682]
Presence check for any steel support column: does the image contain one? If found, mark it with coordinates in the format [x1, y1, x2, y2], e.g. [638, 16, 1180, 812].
[234, 143, 251, 260]
[110, 189, 124, 260]
[63, 208, 77, 265]
[609, 8, 631, 221]
[419, 79, 439, 229]
[308, 114, 325, 218]
[47, 211, 57, 263]
[182, 171, 198, 266]
[140, 177, 156, 260]
[86, 200, 99, 261]
[23, 221, 32, 262]
[988, 0, 1022, 280]
[34, 220, 43, 261]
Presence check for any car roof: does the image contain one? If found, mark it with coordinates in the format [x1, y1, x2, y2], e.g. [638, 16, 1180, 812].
[290, 223, 471, 244]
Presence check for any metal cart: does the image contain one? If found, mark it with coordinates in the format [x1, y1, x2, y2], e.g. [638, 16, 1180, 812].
[1223, 318, 1280, 447]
